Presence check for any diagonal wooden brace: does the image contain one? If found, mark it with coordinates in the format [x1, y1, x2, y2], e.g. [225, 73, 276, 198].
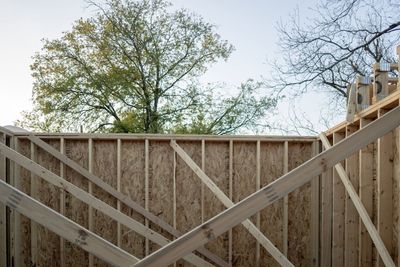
[26, 135, 228, 267]
[319, 133, 395, 267]
[170, 140, 294, 267]
[134, 105, 400, 267]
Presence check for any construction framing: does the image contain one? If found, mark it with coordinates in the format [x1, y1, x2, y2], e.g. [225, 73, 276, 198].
[0, 55, 400, 267]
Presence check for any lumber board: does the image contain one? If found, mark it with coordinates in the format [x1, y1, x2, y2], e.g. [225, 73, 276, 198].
[395, 123, 400, 267]
[0, 142, 214, 267]
[228, 140, 233, 266]
[0, 133, 6, 267]
[283, 141, 288, 258]
[377, 109, 394, 267]
[310, 141, 320, 267]
[144, 139, 149, 256]
[0, 179, 138, 267]
[256, 141, 261, 266]
[30, 141, 38, 266]
[12, 138, 21, 267]
[344, 125, 359, 267]
[359, 118, 374, 266]
[88, 139, 94, 267]
[134, 104, 400, 267]
[117, 139, 122, 248]
[332, 132, 345, 267]
[27, 135, 227, 266]
[171, 140, 294, 267]
[60, 138, 66, 267]
[320, 140, 332, 267]
[16, 132, 317, 142]
[320, 134, 395, 267]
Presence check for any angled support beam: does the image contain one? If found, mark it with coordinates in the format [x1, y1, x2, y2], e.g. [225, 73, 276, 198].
[319, 134, 395, 267]
[0, 179, 138, 267]
[134, 105, 400, 267]
[27, 135, 228, 267]
[170, 140, 294, 267]
[0, 142, 213, 267]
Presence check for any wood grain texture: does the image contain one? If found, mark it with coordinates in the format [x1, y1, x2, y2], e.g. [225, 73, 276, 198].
[359, 119, 374, 267]
[260, 142, 284, 266]
[15, 139, 31, 267]
[332, 133, 345, 267]
[148, 141, 174, 253]
[64, 140, 89, 267]
[120, 140, 146, 259]
[232, 142, 257, 266]
[287, 142, 312, 267]
[344, 126, 359, 267]
[394, 126, 400, 266]
[204, 141, 230, 263]
[176, 141, 202, 267]
[35, 140, 61, 267]
[92, 140, 118, 266]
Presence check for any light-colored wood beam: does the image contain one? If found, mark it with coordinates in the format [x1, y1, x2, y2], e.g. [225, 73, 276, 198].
[134, 105, 400, 267]
[359, 118, 373, 266]
[320, 133, 395, 267]
[344, 125, 359, 267]
[0, 179, 138, 267]
[256, 140, 261, 266]
[377, 109, 394, 267]
[88, 138, 94, 267]
[332, 132, 345, 267]
[0, 142, 213, 267]
[144, 139, 149, 256]
[320, 140, 332, 267]
[283, 141, 288, 257]
[311, 141, 320, 266]
[170, 140, 294, 267]
[60, 137, 66, 267]
[26, 135, 228, 267]
[117, 139, 122, 248]
[228, 140, 233, 266]
[0, 133, 5, 267]
[30, 141, 38, 266]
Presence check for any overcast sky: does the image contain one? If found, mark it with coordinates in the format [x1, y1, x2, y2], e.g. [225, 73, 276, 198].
[0, 0, 341, 133]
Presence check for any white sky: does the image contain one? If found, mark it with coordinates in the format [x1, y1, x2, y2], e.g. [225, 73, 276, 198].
[0, 0, 344, 133]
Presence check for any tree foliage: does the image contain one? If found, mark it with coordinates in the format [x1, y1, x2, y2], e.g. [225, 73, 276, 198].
[21, 0, 278, 134]
[268, 0, 400, 100]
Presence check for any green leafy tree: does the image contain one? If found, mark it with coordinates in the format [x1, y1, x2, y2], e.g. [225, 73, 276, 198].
[19, 0, 278, 134]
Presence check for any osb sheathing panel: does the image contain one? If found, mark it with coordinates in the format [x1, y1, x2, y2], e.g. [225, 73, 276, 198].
[35, 140, 61, 266]
[232, 142, 257, 266]
[288, 142, 312, 266]
[148, 141, 174, 253]
[120, 140, 146, 259]
[175, 141, 202, 267]
[92, 140, 118, 266]
[204, 141, 229, 262]
[64, 139, 89, 266]
[260, 142, 284, 266]
[17, 138, 31, 267]
[12, 137, 319, 266]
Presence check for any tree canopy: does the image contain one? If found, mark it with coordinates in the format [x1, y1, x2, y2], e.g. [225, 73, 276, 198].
[20, 0, 278, 134]
[268, 0, 400, 101]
